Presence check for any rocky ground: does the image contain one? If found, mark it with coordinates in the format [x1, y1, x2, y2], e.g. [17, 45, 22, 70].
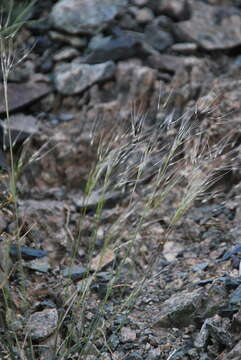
[0, 0, 241, 359]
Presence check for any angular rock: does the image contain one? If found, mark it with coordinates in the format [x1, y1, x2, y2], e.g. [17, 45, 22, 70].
[62, 266, 88, 281]
[54, 61, 115, 95]
[74, 189, 123, 210]
[0, 114, 39, 147]
[88, 33, 112, 51]
[51, 0, 127, 34]
[53, 47, 79, 62]
[91, 248, 115, 271]
[177, 2, 241, 50]
[127, 65, 157, 104]
[219, 276, 241, 290]
[0, 82, 51, 114]
[195, 315, 232, 349]
[221, 244, 241, 261]
[25, 308, 58, 340]
[10, 244, 47, 261]
[87, 29, 158, 63]
[199, 278, 228, 318]
[25, 258, 50, 273]
[192, 262, 209, 272]
[162, 241, 184, 262]
[152, 288, 204, 328]
[147, 54, 186, 73]
[86, 32, 143, 64]
[116, 61, 156, 112]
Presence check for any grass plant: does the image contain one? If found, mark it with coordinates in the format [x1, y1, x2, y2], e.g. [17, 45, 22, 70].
[0, 1, 234, 359]
[56, 106, 230, 359]
[0, 1, 37, 357]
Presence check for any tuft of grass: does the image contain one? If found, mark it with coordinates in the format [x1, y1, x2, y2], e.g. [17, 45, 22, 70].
[55, 104, 232, 359]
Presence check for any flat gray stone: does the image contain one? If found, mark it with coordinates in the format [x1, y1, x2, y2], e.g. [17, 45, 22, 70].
[0, 82, 51, 114]
[54, 61, 115, 95]
[51, 0, 127, 34]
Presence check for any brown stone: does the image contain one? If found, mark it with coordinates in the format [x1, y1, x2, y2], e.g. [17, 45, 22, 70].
[116, 60, 157, 112]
